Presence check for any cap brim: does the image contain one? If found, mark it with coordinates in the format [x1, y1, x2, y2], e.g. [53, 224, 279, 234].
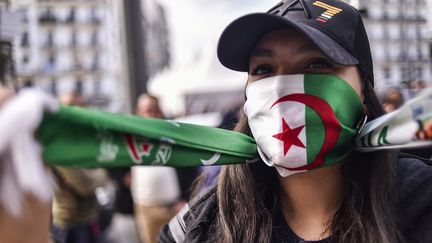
[217, 13, 359, 72]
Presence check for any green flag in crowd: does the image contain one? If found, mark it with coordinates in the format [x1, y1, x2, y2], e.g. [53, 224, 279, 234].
[37, 106, 258, 168]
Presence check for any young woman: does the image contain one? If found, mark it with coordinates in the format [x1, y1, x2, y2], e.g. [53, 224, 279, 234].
[159, 0, 432, 243]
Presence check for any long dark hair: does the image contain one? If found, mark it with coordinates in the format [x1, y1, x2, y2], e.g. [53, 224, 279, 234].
[196, 75, 403, 243]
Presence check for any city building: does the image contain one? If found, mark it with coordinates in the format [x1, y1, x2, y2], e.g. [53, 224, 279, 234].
[9, 0, 130, 111]
[0, 2, 21, 86]
[122, 0, 170, 111]
[427, 0, 432, 74]
[8, 0, 170, 111]
[350, 0, 431, 91]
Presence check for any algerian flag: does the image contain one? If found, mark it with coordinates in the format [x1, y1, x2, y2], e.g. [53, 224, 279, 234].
[244, 74, 364, 176]
[37, 105, 258, 168]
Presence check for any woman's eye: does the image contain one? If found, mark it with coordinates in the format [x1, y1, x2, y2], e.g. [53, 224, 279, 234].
[250, 64, 274, 76]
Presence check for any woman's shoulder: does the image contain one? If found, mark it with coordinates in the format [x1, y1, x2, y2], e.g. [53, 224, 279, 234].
[158, 186, 218, 243]
[393, 152, 432, 242]
[394, 153, 432, 201]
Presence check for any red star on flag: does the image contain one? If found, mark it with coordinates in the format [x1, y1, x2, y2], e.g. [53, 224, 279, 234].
[140, 142, 152, 154]
[273, 118, 305, 155]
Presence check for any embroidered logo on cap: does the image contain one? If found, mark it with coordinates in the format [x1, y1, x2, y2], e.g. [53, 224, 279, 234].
[313, 1, 342, 23]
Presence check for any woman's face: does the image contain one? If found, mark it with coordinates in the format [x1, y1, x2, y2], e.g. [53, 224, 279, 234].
[248, 29, 363, 99]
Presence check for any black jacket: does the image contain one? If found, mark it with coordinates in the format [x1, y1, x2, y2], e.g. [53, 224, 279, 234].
[158, 156, 432, 243]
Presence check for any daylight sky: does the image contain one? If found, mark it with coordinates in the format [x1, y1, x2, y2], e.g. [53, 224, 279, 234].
[157, 0, 269, 67]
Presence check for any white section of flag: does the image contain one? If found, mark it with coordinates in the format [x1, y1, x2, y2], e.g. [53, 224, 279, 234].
[244, 75, 308, 174]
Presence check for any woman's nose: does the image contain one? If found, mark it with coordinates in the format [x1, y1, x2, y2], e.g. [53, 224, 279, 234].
[277, 64, 300, 76]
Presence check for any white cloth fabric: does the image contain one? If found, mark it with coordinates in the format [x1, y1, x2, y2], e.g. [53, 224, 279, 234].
[131, 166, 180, 206]
[356, 86, 432, 151]
[0, 89, 59, 217]
[101, 213, 141, 243]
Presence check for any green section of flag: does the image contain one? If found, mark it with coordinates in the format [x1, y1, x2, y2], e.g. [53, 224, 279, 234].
[305, 106, 324, 163]
[37, 106, 258, 168]
[304, 74, 364, 165]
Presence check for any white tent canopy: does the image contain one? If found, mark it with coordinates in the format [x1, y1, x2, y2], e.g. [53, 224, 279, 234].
[148, 43, 247, 116]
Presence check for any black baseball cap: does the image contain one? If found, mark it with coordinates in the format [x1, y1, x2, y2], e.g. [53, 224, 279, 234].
[217, 0, 374, 86]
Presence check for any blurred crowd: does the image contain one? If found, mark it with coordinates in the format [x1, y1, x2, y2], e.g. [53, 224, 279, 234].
[379, 79, 427, 113]
[379, 79, 432, 162]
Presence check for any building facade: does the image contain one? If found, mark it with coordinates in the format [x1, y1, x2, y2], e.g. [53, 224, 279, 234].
[122, 0, 170, 111]
[10, 0, 130, 111]
[0, 4, 21, 86]
[350, 0, 431, 91]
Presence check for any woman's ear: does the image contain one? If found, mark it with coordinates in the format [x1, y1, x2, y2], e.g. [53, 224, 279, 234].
[363, 100, 371, 117]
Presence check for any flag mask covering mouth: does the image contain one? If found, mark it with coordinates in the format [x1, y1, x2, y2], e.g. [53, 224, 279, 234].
[244, 74, 365, 177]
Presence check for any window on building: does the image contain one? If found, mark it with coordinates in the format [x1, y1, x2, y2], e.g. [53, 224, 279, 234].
[21, 32, 29, 47]
[47, 31, 54, 47]
[92, 54, 99, 70]
[429, 44, 432, 61]
[19, 10, 28, 23]
[388, 23, 399, 40]
[50, 79, 57, 96]
[383, 67, 391, 79]
[67, 7, 76, 23]
[23, 80, 33, 87]
[401, 66, 409, 81]
[39, 7, 56, 23]
[416, 67, 423, 79]
[46, 54, 56, 71]
[71, 31, 77, 47]
[75, 79, 83, 95]
[383, 45, 391, 61]
[22, 55, 29, 65]
[416, 43, 423, 60]
[382, 9, 388, 20]
[399, 24, 406, 40]
[399, 48, 408, 62]
[415, 25, 422, 40]
[90, 8, 99, 23]
[91, 31, 98, 46]
[382, 24, 389, 40]
[73, 54, 82, 70]
[93, 78, 101, 94]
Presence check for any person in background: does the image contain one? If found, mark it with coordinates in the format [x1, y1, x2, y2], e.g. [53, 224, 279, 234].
[51, 91, 108, 243]
[51, 166, 107, 243]
[136, 94, 199, 205]
[136, 93, 164, 118]
[408, 79, 427, 98]
[381, 86, 405, 113]
[400, 80, 432, 163]
[58, 91, 85, 107]
[131, 94, 198, 243]
[101, 168, 141, 243]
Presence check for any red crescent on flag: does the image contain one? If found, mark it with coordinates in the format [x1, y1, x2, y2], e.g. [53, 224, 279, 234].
[271, 93, 342, 171]
[124, 134, 140, 163]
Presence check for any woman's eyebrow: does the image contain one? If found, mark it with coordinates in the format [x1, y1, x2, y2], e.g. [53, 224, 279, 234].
[251, 44, 320, 58]
[250, 48, 273, 58]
